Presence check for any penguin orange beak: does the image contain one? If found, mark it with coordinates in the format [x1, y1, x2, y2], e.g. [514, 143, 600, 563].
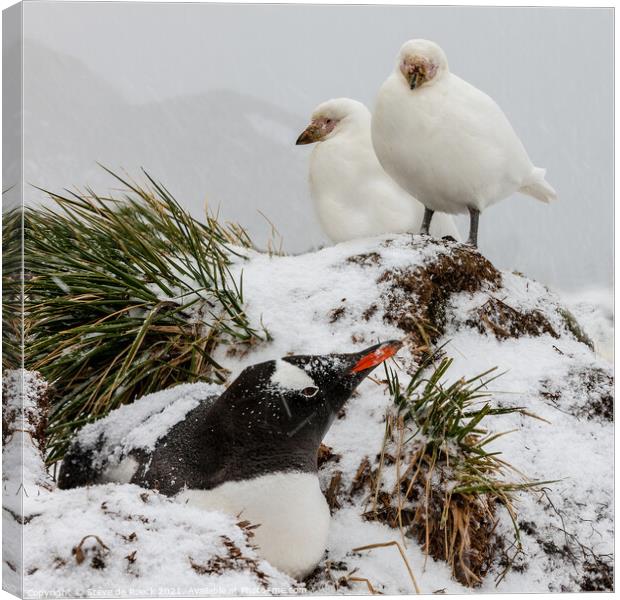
[351, 340, 403, 373]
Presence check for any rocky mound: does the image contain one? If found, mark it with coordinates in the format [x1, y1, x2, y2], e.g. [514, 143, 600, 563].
[224, 235, 613, 593]
[5, 234, 613, 594]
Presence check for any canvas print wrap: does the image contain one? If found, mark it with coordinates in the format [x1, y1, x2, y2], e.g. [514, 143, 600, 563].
[2, 2, 614, 597]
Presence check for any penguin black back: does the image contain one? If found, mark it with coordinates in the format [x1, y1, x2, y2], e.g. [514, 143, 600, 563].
[58, 342, 402, 495]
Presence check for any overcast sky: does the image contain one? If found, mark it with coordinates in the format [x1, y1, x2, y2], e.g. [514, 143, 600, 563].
[16, 3, 614, 291]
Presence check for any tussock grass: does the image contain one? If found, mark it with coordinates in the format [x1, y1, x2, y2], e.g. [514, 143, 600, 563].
[17, 169, 264, 462]
[2, 207, 23, 370]
[360, 351, 549, 586]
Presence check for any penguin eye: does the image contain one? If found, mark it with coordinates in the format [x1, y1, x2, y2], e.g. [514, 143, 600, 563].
[302, 386, 319, 398]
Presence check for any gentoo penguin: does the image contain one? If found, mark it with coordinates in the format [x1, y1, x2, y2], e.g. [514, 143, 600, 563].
[372, 39, 557, 247]
[295, 97, 460, 243]
[58, 340, 402, 579]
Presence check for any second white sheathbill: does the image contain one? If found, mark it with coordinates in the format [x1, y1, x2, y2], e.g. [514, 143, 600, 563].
[296, 97, 460, 243]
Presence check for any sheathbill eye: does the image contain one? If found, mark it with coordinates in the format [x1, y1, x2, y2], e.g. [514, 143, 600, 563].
[302, 386, 319, 398]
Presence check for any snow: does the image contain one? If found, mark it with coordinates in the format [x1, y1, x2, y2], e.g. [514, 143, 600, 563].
[3, 371, 56, 597]
[219, 234, 436, 378]
[22, 485, 296, 598]
[426, 330, 613, 592]
[7, 233, 614, 595]
[560, 287, 614, 362]
[270, 360, 316, 390]
[73, 383, 223, 472]
[323, 506, 462, 594]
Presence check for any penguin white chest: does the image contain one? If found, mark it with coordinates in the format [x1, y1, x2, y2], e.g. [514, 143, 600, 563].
[176, 472, 330, 579]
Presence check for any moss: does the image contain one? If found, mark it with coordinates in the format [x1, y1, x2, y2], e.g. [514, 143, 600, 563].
[346, 252, 382, 267]
[189, 535, 270, 586]
[328, 306, 347, 323]
[317, 443, 340, 468]
[574, 367, 614, 421]
[466, 297, 558, 341]
[558, 308, 595, 350]
[378, 243, 501, 347]
[362, 304, 378, 321]
[349, 456, 373, 496]
[375, 240, 591, 349]
[540, 367, 613, 422]
[581, 556, 614, 591]
[410, 468, 497, 587]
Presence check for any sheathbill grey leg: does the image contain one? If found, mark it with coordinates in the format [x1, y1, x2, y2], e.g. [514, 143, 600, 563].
[420, 207, 434, 236]
[467, 207, 480, 247]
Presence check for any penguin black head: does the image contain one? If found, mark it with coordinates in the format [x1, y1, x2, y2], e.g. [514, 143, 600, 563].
[278, 340, 404, 424]
[216, 341, 402, 474]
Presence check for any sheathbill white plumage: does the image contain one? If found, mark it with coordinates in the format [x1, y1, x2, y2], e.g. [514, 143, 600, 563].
[296, 97, 460, 243]
[371, 39, 556, 247]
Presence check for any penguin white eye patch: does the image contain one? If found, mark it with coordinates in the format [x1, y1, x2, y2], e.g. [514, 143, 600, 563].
[301, 386, 319, 398]
[271, 359, 318, 391]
